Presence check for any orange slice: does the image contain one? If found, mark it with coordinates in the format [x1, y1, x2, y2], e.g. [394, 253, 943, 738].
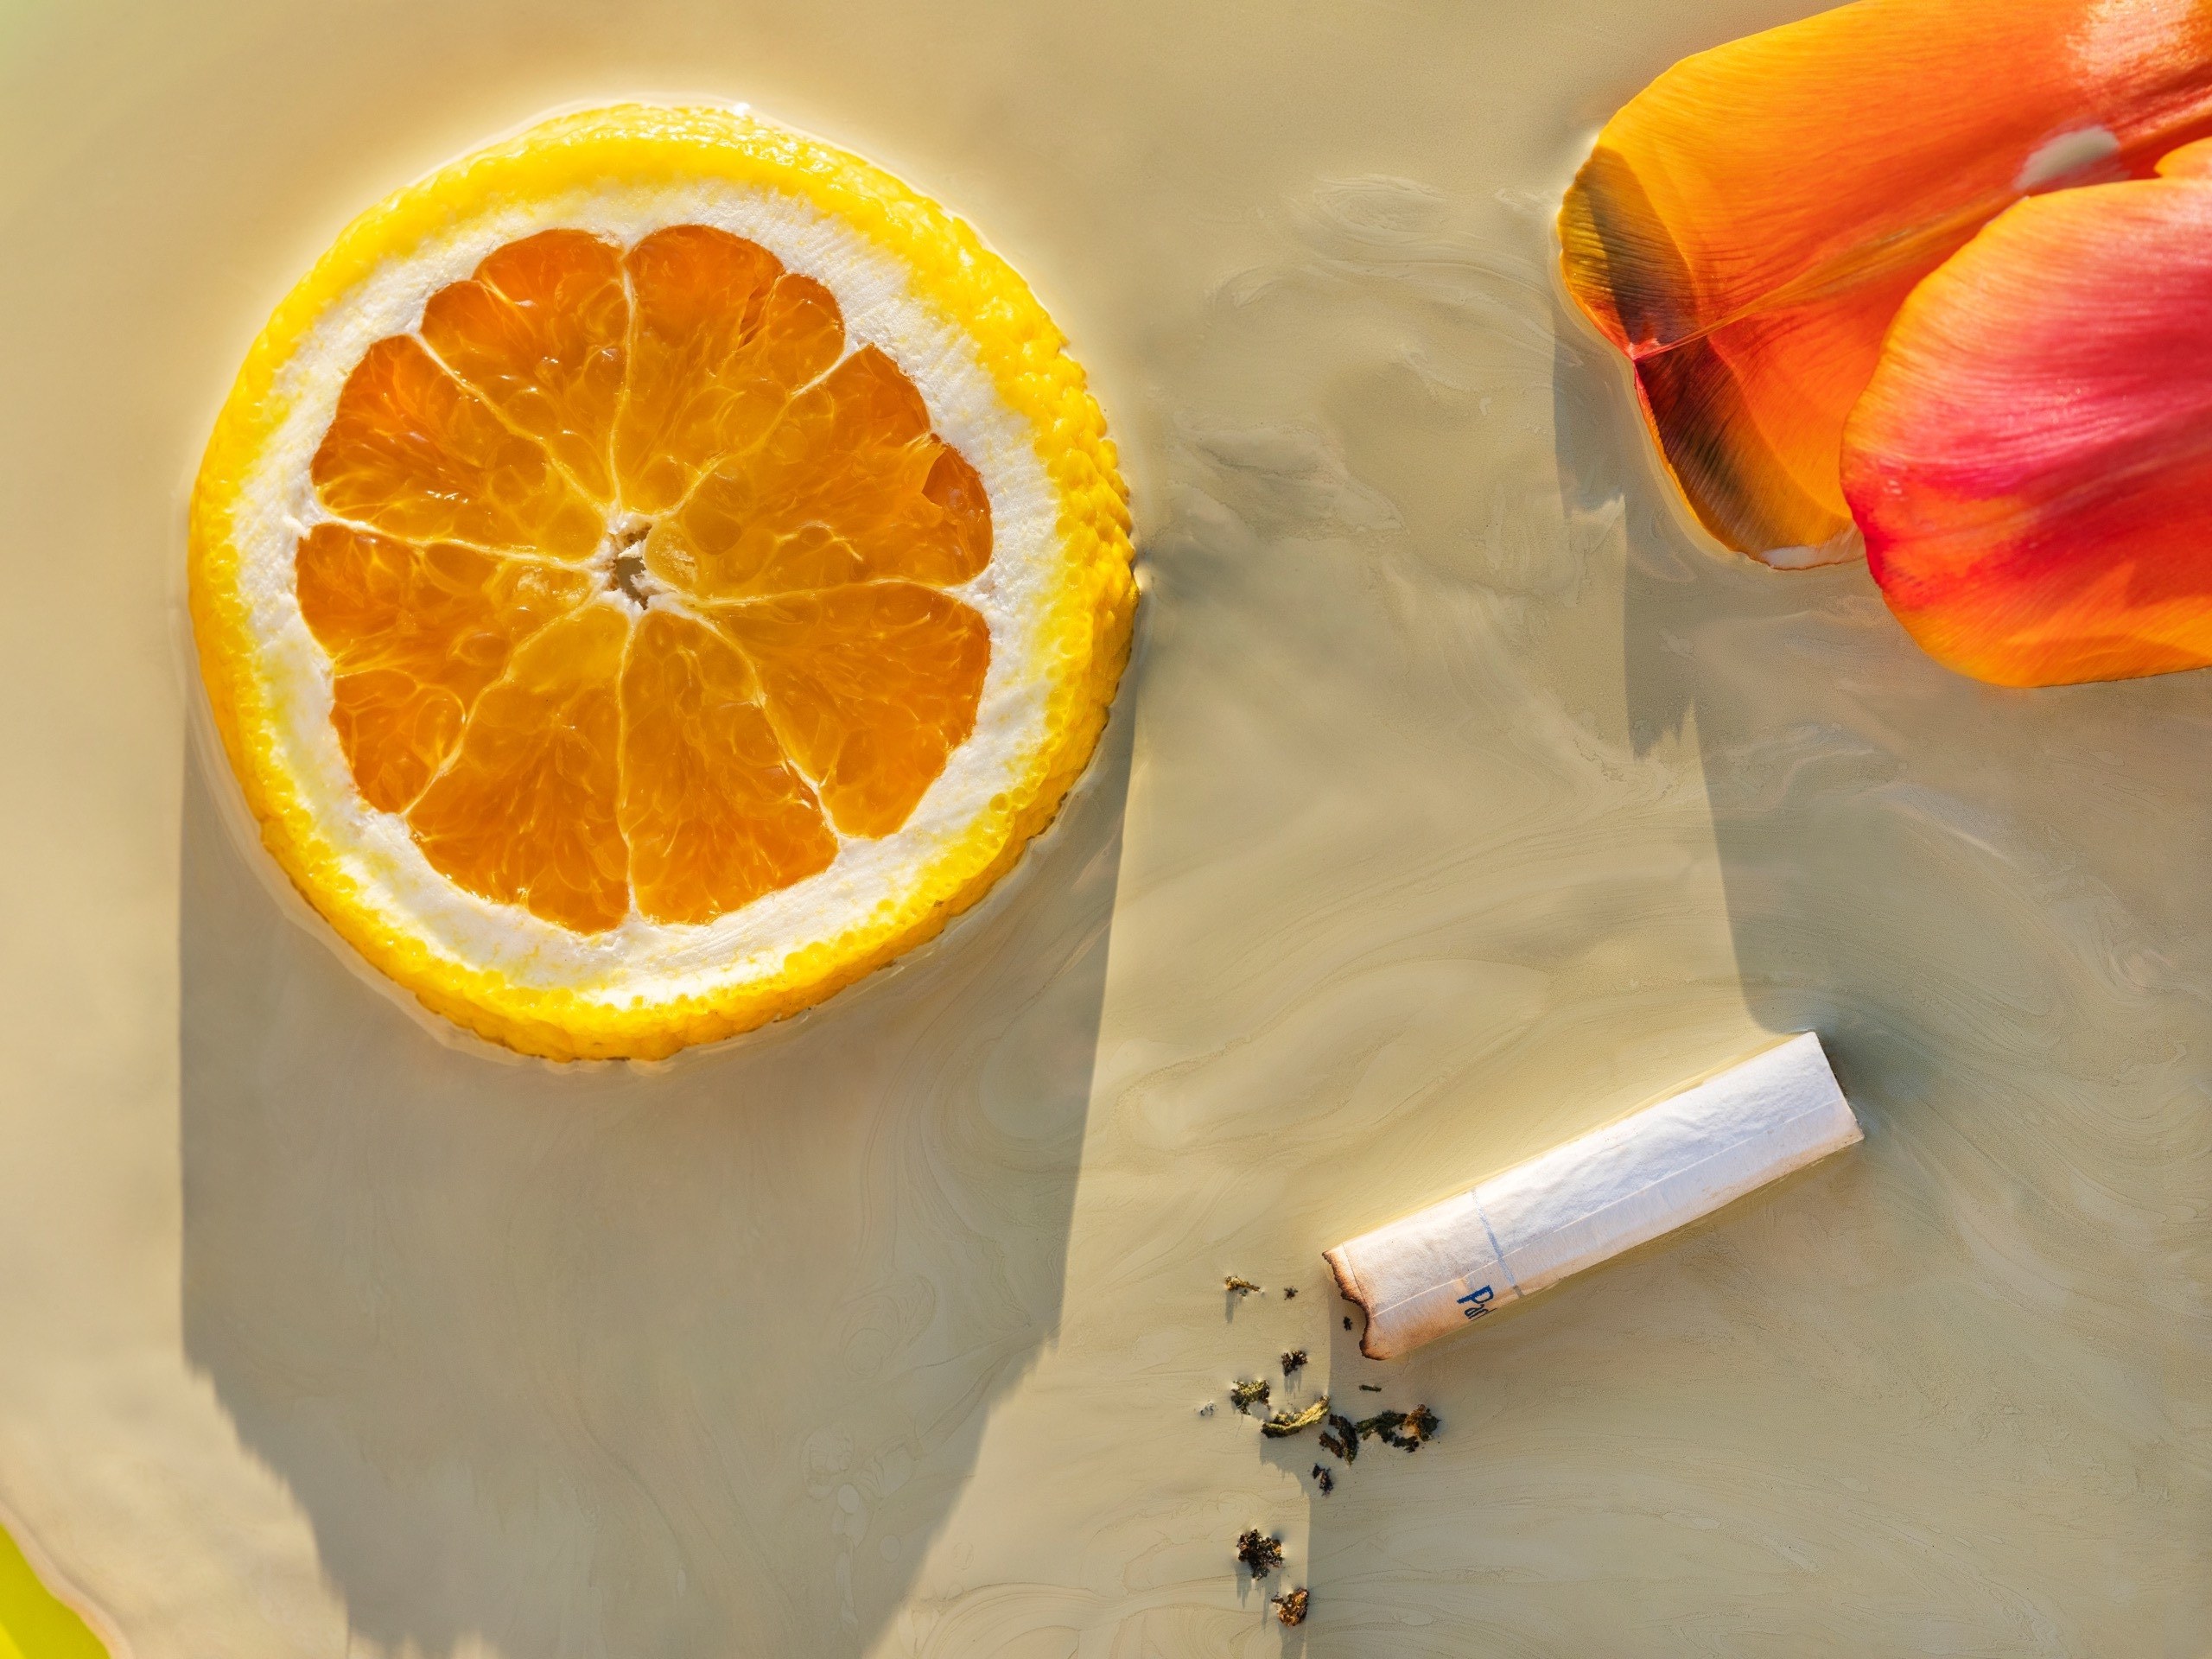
[190, 105, 1135, 1059]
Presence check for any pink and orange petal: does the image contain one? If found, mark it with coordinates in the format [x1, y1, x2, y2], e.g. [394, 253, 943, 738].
[1844, 149, 2212, 685]
[1560, 0, 2212, 563]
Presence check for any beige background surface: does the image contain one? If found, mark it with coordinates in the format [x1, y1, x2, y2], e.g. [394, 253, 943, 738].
[3, 0, 2208, 1654]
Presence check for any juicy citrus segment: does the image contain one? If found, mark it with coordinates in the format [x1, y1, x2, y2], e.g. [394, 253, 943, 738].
[406, 601, 632, 931]
[614, 225, 845, 515]
[419, 229, 630, 503]
[296, 524, 596, 810]
[618, 609, 839, 923]
[650, 346, 993, 600]
[312, 334, 605, 557]
[711, 583, 989, 836]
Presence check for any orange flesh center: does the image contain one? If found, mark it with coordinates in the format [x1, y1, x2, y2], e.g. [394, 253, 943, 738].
[296, 226, 994, 933]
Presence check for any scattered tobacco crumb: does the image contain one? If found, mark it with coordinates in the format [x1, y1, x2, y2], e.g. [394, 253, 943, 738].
[1311, 1464, 1334, 1496]
[1319, 1413, 1359, 1462]
[1356, 1404, 1440, 1452]
[1283, 1287, 1299, 1300]
[1343, 1316, 1352, 1330]
[1235, 1528, 1285, 1577]
[1196, 1402, 1216, 1418]
[1261, 1395, 1330, 1438]
[1230, 1378, 1271, 1415]
[1358, 1383, 1382, 1392]
[1272, 1587, 1311, 1627]
[1224, 1275, 1262, 1296]
[1281, 1348, 1307, 1379]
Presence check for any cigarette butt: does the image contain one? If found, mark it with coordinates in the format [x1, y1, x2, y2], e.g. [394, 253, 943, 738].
[1325, 1032, 1860, 1359]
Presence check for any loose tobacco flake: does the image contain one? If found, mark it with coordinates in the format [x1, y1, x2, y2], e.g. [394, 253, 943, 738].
[1343, 1316, 1352, 1330]
[1261, 1395, 1330, 1438]
[1281, 1348, 1307, 1379]
[1398, 1404, 1440, 1448]
[1311, 1464, 1334, 1496]
[1354, 1409, 1402, 1445]
[1272, 1587, 1311, 1627]
[1357, 1383, 1382, 1392]
[1321, 1412, 1359, 1462]
[1224, 1275, 1262, 1296]
[1355, 1404, 1440, 1452]
[1230, 1378, 1271, 1415]
[1283, 1287, 1299, 1300]
[1235, 1528, 1285, 1577]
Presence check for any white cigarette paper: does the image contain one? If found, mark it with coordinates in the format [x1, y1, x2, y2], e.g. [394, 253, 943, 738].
[1325, 1032, 1859, 1359]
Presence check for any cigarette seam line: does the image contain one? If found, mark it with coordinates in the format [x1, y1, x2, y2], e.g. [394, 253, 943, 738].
[1472, 1196, 1522, 1297]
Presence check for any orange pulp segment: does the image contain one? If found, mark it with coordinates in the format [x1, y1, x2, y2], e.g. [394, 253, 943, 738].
[300, 224, 994, 931]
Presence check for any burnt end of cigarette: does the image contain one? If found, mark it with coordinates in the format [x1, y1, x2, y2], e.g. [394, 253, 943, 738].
[1325, 1242, 1379, 1358]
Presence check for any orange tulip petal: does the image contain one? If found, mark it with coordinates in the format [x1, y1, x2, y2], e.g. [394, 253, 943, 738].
[1560, 0, 2212, 563]
[1843, 162, 2212, 686]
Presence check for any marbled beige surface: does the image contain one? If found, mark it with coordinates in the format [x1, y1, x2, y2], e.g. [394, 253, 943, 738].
[3, 1, 2208, 1654]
